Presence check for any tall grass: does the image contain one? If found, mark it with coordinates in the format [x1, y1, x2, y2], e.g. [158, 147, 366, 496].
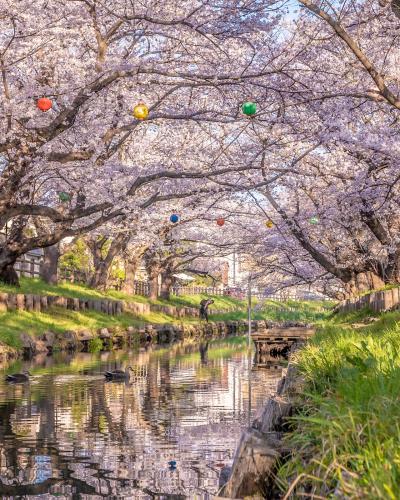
[278, 310, 400, 499]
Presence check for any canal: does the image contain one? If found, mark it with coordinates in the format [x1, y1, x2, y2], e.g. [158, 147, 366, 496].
[0, 336, 282, 498]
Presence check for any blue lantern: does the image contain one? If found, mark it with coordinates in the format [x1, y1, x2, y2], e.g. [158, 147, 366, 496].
[170, 214, 179, 223]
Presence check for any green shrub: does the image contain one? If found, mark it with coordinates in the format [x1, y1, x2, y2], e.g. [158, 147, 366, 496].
[88, 337, 104, 353]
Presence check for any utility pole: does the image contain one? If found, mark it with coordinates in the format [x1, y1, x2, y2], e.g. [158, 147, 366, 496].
[233, 251, 236, 286]
[247, 273, 252, 348]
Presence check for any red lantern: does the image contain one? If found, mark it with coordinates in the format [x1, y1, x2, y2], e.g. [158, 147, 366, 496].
[37, 98, 52, 112]
[216, 218, 225, 226]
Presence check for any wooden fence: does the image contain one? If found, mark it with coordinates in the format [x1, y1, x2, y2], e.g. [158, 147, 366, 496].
[134, 281, 150, 296]
[337, 288, 400, 314]
[172, 286, 226, 296]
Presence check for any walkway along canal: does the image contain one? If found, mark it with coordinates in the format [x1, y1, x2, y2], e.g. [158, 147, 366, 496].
[0, 336, 283, 498]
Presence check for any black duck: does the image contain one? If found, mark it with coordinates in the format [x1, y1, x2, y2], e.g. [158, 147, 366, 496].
[6, 371, 31, 383]
[104, 366, 133, 380]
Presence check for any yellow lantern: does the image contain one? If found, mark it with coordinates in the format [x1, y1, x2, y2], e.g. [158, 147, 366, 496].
[133, 102, 149, 120]
[265, 220, 274, 228]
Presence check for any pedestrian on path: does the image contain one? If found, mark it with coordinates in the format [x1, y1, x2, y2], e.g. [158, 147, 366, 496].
[199, 298, 214, 322]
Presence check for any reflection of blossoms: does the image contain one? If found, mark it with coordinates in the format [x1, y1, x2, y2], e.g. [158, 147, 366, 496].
[0, 342, 280, 497]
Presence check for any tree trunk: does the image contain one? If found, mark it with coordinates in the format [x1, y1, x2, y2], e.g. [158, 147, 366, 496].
[87, 234, 129, 291]
[40, 243, 60, 284]
[90, 261, 111, 290]
[143, 248, 162, 300]
[357, 271, 385, 291]
[343, 271, 385, 298]
[148, 271, 160, 300]
[122, 259, 138, 294]
[160, 272, 174, 300]
[0, 246, 20, 285]
[122, 248, 147, 294]
[386, 247, 400, 284]
[0, 262, 19, 285]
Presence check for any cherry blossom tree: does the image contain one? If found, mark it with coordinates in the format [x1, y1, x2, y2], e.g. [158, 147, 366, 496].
[0, 0, 285, 284]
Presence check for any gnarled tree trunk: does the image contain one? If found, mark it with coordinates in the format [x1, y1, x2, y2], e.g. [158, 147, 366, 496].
[40, 243, 60, 284]
[0, 218, 29, 286]
[0, 258, 19, 285]
[87, 234, 129, 290]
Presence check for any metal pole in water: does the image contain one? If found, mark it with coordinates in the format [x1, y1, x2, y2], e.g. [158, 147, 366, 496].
[247, 273, 252, 348]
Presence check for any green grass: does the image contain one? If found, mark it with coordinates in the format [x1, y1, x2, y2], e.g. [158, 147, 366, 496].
[155, 293, 246, 310]
[0, 305, 200, 349]
[277, 308, 400, 499]
[0, 278, 333, 352]
[0, 278, 248, 349]
[0, 277, 245, 310]
[211, 299, 333, 323]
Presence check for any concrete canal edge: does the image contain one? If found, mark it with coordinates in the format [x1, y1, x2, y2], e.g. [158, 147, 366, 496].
[217, 342, 306, 500]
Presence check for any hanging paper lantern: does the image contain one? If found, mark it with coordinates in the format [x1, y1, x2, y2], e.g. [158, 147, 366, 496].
[170, 214, 179, 223]
[58, 191, 70, 202]
[310, 216, 319, 224]
[37, 98, 52, 112]
[216, 218, 225, 227]
[241, 101, 257, 116]
[265, 220, 274, 229]
[133, 102, 149, 120]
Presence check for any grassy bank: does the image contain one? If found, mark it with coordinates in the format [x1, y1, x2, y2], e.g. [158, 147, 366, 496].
[0, 306, 195, 349]
[0, 277, 246, 310]
[0, 278, 247, 349]
[211, 299, 332, 323]
[278, 307, 400, 499]
[0, 278, 332, 351]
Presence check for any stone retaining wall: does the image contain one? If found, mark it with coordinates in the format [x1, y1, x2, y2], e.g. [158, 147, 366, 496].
[337, 287, 400, 314]
[0, 319, 251, 362]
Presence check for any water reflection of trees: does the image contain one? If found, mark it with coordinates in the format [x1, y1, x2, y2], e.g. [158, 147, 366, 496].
[0, 339, 280, 497]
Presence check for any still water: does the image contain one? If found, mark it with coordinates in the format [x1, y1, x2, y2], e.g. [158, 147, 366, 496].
[0, 337, 282, 499]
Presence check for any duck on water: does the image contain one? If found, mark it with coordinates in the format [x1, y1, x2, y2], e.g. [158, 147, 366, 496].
[5, 371, 31, 383]
[104, 366, 134, 380]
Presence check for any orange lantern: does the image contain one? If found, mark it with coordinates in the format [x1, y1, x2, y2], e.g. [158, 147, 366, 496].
[37, 97, 52, 112]
[133, 102, 149, 120]
[265, 220, 274, 228]
[216, 218, 225, 227]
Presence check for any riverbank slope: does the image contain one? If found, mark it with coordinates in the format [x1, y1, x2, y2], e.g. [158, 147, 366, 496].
[277, 307, 400, 499]
[0, 278, 246, 350]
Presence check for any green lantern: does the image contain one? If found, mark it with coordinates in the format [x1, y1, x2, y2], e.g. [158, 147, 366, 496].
[59, 191, 70, 202]
[241, 101, 257, 116]
[310, 216, 319, 225]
